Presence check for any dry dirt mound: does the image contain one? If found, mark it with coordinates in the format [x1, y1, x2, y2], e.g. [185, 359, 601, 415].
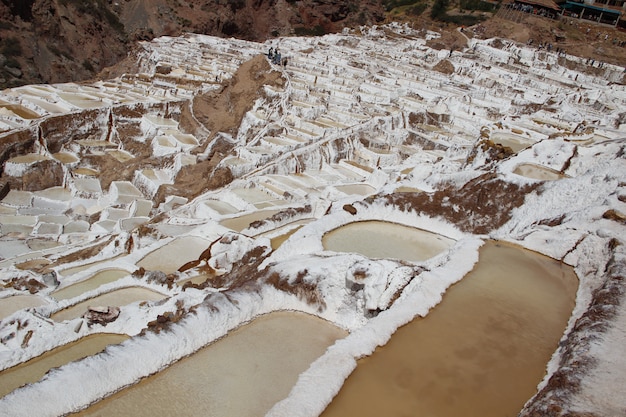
[155, 54, 285, 203]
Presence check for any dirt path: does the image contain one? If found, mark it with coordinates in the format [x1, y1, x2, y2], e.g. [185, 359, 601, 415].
[154, 54, 285, 203]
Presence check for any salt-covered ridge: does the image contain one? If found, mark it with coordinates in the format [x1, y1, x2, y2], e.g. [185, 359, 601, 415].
[0, 23, 624, 416]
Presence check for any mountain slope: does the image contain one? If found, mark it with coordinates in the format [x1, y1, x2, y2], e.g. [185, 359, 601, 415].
[0, 0, 385, 89]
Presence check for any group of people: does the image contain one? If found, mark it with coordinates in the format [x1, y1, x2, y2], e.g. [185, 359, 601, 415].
[267, 47, 283, 65]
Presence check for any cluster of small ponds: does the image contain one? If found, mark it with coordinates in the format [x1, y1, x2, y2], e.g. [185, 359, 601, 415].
[0, 217, 578, 416]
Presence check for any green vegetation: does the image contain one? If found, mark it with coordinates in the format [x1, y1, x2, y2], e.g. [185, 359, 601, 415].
[430, 0, 449, 19]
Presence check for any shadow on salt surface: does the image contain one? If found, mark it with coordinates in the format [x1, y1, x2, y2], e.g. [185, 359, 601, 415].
[51, 287, 167, 322]
[0, 333, 129, 399]
[0, 294, 48, 321]
[513, 163, 567, 181]
[322, 241, 578, 417]
[323, 220, 455, 262]
[137, 236, 211, 274]
[51, 269, 131, 301]
[73, 311, 347, 417]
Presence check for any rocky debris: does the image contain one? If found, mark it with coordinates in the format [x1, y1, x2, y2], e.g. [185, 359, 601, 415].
[83, 306, 121, 326]
[2, 276, 46, 294]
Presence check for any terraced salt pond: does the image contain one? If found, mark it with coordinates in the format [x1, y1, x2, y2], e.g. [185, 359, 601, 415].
[219, 209, 282, 233]
[74, 311, 347, 416]
[137, 236, 211, 274]
[51, 287, 167, 322]
[0, 294, 47, 320]
[513, 163, 566, 181]
[51, 269, 131, 301]
[323, 221, 455, 262]
[322, 241, 578, 417]
[0, 333, 129, 399]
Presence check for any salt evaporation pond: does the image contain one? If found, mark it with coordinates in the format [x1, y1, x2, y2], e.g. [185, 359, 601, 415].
[0, 294, 47, 321]
[335, 184, 376, 196]
[137, 236, 211, 274]
[75, 311, 347, 416]
[51, 269, 131, 301]
[322, 221, 455, 262]
[322, 240, 578, 417]
[219, 209, 282, 233]
[513, 163, 566, 181]
[51, 287, 167, 322]
[0, 333, 129, 398]
[491, 132, 533, 152]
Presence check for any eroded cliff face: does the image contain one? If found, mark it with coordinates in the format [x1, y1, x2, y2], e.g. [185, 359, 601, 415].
[0, 0, 385, 89]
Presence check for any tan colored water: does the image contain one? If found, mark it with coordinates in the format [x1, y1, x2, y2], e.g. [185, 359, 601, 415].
[491, 133, 533, 152]
[51, 287, 167, 322]
[219, 209, 281, 233]
[51, 269, 131, 300]
[52, 152, 79, 164]
[269, 225, 305, 250]
[58, 255, 125, 277]
[321, 241, 578, 417]
[72, 167, 99, 176]
[0, 104, 40, 119]
[335, 184, 376, 196]
[323, 221, 455, 262]
[0, 334, 129, 399]
[0, 294, 47, 320]
[75, 311, 347, 417]
[513, 163, 565, 181]
[137, 236, 211, 274]
[7, 154, 50, 164]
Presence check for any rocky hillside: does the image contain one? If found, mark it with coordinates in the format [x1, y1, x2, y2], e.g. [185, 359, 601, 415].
[0, 0, 385, 89]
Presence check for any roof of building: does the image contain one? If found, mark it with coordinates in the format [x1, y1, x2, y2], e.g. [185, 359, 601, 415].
[514, 0, 561, 11]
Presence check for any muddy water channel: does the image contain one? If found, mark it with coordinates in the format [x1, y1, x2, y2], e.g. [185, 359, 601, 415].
[0, 334, 128, 398]
[322, 241, 578, 417]
[76, 311, 347, 417]
[323, 221, 455, 262]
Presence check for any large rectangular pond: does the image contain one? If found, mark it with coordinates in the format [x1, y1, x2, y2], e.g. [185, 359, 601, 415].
[73, 311, 347, 416]
[321, 241, 578, 417]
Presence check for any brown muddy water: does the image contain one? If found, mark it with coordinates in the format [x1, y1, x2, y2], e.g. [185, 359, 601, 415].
[0, 334, 129, 398]
[322, 220, 455, 262]
[74, 311, 347, 417]
[321, 240, 578, 417]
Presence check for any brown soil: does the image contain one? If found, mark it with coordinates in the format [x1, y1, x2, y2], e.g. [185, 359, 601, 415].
[469, 15, 626, 68]
[155, 54, 285, 203]
[368, 172, 539, 235]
